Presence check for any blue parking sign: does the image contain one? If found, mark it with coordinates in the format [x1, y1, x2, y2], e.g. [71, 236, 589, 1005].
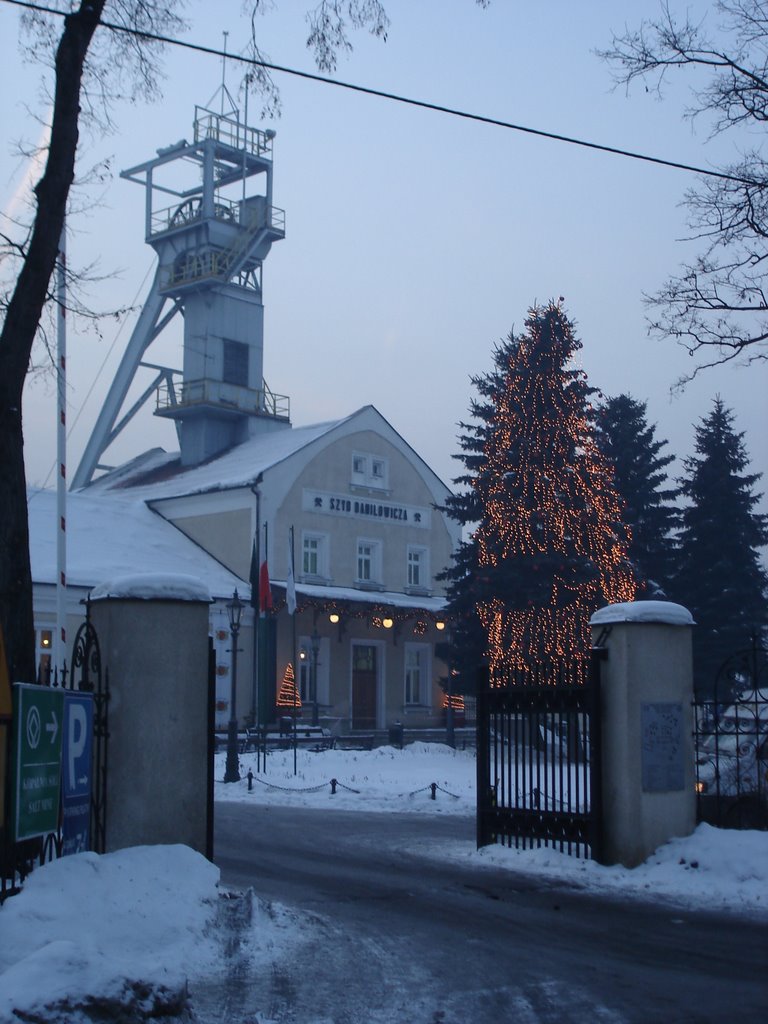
[61, 692, 93, 855]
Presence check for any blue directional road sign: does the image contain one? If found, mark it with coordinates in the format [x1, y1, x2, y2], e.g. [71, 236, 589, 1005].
[61, 692, 94, 855]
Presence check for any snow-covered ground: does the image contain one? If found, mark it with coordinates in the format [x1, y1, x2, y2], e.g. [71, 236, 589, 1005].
[1, 743, 766, 1022]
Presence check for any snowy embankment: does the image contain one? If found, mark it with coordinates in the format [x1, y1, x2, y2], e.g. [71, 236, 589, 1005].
[0, 743, 766, 1022]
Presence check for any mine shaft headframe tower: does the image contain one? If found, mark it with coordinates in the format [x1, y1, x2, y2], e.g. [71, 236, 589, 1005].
[72, 105, 288, 489]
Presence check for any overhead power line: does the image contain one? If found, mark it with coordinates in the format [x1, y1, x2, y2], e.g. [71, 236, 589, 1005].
[2, 0, 764, 188]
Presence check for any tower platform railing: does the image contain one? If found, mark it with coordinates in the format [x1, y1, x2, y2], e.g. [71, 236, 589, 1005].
[193, 106, 274, 158]
[155, 376, 290, 422]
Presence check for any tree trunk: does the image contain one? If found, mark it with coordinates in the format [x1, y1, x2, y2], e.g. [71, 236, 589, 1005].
[0, 2, 104, 681]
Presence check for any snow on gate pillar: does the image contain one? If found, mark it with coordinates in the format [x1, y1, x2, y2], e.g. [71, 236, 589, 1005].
[590, 601, 696, 868]
[89, 573, 212, 855]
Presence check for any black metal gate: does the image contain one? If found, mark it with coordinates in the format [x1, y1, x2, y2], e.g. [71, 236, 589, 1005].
[477, 650, 604, 860]
[694, 637, 767, 831]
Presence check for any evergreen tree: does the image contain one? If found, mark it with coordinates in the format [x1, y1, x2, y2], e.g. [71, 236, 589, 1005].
[440, 301, 636, 683]
[676, 399, 768, 696]
[595, 394, 679, 599]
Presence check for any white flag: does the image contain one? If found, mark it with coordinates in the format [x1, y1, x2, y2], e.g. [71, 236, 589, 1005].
[286, 532, 297, 615]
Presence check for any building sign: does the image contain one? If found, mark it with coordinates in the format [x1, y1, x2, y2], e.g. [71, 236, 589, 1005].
[641, 702, 685, 793]
[12, 683, 65, 841]
[303, 490, 431, 529]
[61, 692, 94, 855]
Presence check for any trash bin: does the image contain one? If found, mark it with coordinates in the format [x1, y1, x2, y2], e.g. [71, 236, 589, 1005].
[388, 721, 404, 749]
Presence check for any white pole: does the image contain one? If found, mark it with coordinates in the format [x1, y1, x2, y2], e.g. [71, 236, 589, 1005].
[55, 224, 67, 679]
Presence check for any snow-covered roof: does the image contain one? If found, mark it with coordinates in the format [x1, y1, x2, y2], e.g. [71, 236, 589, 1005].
[28, 488, 245, 598]
[80, 413, 352, 499]
[78, 405, 453, 504]
[590, 601, 695, 627]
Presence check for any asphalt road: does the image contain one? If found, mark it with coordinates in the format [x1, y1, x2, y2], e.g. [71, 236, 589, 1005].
[197, 803, 768, 1023]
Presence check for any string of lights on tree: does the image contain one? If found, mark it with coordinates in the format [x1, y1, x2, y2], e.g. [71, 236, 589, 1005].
[276, 662, 301, 709]
[472, 301, 636, 681]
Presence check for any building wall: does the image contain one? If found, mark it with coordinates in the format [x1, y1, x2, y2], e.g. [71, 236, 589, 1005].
[273, 429, 454, 596]
[167, 506, 252, 577]
[268, 427, 454, 732]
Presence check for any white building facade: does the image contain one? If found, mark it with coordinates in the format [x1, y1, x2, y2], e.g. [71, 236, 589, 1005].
[64, 405, 460, 737]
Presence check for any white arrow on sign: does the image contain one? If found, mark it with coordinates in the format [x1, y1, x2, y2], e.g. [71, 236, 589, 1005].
[46, 710, 59, 745]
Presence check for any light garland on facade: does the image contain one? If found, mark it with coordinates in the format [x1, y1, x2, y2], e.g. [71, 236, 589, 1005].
[269, 593, 447, 635]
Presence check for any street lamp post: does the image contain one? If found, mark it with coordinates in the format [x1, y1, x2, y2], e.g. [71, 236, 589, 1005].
[224, 589, 245, 783]
[310, 629, 321, 727]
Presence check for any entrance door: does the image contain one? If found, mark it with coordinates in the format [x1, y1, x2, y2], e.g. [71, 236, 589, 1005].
[352, 644, 377, 730]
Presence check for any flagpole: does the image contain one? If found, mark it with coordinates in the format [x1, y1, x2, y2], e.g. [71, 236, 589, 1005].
[55, 224, 67, 679]
[263, 520, 270, 753]
[289, 525, 298, 776]
[249, 481, 261, 729]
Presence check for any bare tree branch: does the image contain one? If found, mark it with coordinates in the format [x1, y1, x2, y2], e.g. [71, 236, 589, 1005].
[599, 1, 768, 375]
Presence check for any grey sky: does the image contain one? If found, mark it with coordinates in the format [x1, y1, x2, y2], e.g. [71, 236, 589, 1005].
[2, 0, 765, 520]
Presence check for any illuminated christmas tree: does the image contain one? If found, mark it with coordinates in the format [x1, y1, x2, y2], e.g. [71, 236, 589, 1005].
[276, 662, 301, 709]
[442, 301, 636, 682]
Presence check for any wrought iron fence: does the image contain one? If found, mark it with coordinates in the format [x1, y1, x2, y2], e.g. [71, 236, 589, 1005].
[694, 638, 768, 830]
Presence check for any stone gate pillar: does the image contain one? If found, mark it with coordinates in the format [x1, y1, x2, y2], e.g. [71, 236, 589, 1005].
[590, 601, 696, 867]
[89, 573, 211, 855]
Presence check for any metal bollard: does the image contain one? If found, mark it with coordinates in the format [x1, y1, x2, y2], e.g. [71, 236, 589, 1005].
[430, 783, 437, 800]
[330, 778, 338, 795]
[247, 769, 253, 791]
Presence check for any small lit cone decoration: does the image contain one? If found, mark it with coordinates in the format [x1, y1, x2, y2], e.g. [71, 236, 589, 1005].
[474, 302, 635, 682]
[276, 662, 302, 709]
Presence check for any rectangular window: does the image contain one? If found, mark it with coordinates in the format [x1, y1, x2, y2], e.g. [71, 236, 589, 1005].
[406, 546, 430, 592]
[357, 541, 375, 581]
[301, 532, 328, 581]
[405, 645, 430, 706]
[351, 451, 389, 489]
[222, 339, 249, 386]
[303, 537, 319, 575]
[407, 548, 422, 587]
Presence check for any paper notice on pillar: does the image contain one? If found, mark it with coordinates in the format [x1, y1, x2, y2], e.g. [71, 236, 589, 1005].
[61, 692, 94, 855]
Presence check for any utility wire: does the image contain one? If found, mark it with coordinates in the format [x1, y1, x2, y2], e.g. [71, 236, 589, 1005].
[2, 0, 763, 188]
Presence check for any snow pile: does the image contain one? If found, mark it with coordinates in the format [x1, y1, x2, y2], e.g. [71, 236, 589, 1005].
[590, 600, 694, 626]
[455, 822, 767, 915]
[0, 845, 220, 1023]
[90, 572, 211, 603]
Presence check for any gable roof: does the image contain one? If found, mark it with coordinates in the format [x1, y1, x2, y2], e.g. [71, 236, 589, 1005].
[78, 405, 453, 504]
[80, 416, 349, 499]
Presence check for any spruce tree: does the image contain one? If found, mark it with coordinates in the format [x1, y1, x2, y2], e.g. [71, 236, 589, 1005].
[440, 301, 636, 684]
[676, 398, 768, 696]
[595, 394, 679, 599]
